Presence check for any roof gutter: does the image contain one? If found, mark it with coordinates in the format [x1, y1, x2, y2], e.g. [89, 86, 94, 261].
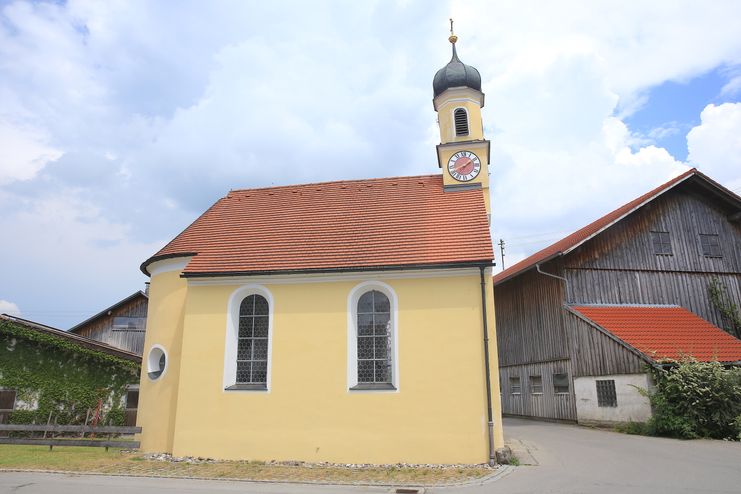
[179, 260, 495, 279]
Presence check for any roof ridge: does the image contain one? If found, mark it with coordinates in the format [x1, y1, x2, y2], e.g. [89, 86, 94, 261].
[227, 174, 441, 195]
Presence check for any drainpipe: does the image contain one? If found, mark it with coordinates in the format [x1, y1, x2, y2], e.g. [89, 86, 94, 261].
[536, 263, 569, 300]
[479, 266, 496, 466]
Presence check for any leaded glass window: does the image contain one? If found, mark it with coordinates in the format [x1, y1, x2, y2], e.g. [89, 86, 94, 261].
[357, 290, 392, 384]
[236, 294, 269, 386]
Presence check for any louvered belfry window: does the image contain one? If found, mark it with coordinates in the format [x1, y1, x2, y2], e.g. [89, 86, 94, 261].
[454, 108, 469, 136]
[357, 290, 392, 384]
[236, 294, 269, 385]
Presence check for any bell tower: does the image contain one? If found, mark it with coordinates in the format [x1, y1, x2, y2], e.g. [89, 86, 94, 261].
[433, 21, 491, 214]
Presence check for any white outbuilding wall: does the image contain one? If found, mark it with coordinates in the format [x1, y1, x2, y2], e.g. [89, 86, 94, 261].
[574, 373, 653, 424]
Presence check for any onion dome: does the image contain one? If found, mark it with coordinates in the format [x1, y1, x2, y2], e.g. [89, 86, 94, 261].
[433, 34, 481, 98]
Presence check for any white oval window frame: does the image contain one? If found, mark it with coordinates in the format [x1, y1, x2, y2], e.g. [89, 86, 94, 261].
[147, 344, 168, 381]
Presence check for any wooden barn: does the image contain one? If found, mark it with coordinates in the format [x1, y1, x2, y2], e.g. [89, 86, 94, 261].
[69, 290, 148, 356]
[493, 168, 741, 424]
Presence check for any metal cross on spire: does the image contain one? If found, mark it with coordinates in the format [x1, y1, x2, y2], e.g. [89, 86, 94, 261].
[449, 18, 458, 44]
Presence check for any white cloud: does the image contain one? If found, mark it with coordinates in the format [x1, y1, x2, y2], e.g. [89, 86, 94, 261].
[0, 300, 20, 315]
[0, 120, 63, 185]
[1, 0, 741, 320]
[687, 103, 741, 191]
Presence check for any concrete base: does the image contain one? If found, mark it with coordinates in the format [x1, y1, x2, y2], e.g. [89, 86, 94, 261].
[495, 446, 513, 465]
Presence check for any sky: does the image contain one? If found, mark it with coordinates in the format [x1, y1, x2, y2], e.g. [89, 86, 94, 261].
[1, 0, 740, 328]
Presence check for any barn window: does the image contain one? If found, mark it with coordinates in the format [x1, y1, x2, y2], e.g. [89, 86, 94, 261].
[454, 108, 469, 136]
[650, 231, 672, 255]
[236, 294, 270, 387]
[596, 380, 617, 407]
[510, 377, 521, 395]
[529, 375, 543, 394]
[112, 316, 146, 331]
[699, 234, 722, 258]
[553, 373, 570, 394]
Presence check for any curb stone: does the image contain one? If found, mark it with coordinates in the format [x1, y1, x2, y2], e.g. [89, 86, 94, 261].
[0, 466, 514, 488]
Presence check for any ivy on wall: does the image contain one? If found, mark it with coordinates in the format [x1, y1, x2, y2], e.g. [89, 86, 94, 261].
[0, 320, 140, 426]
[708, 278, 741, 339]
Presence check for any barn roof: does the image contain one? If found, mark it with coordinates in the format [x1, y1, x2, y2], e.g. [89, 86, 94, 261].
[568, 305, 741, 364]
[493, 168, 741, 286]
[0, 314, 141, 363]
[141, 174, 494, 277]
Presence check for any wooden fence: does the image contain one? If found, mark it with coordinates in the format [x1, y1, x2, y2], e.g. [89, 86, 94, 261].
[0, 424, 141, 450]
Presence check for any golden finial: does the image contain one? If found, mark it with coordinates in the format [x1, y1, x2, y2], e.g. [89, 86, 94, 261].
[448, 18, 458, 44]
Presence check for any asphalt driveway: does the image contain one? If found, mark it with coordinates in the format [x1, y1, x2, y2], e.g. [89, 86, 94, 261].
[1, 418, 739, 493]
[450, 417, 741, 494]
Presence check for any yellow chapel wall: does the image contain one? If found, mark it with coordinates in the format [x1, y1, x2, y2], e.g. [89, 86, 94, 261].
[136, 261, 189, 453]
[155, 272, 503, 464]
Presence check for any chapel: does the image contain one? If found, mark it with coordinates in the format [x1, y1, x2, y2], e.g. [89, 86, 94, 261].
[136, 27, 506, 465]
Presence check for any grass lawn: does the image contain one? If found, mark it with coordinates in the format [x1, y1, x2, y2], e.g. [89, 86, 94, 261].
[0, 445, 494, 485]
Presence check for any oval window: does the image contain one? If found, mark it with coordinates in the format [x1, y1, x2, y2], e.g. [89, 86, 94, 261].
[147, 346, 167, 380]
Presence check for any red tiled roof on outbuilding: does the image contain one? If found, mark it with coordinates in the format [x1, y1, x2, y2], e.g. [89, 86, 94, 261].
[142, 174, 494, 276]
[569, 305, 741, 364]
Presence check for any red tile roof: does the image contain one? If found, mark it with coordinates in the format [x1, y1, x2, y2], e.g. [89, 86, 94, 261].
[569, 305, 741, 363]
[493, 168, 699, 285]
[142, 175, 494, 276]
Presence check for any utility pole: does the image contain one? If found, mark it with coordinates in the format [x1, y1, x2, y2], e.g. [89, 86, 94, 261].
[498, 239, 505, 270]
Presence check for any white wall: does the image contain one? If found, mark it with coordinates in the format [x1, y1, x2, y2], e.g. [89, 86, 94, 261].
[574, 373, 653, 424]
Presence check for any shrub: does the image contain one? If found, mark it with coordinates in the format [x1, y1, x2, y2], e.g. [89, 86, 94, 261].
[648, 360, 741, 440]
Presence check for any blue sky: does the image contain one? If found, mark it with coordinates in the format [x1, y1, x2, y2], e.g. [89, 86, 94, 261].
[624, 67, 738, 161]
[1, 0, 740, 328]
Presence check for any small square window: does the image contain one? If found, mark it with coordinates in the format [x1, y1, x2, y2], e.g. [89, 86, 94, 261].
[650, 231, 672, 255]
[553, 373, 570, 394]
[529, 375, 543, 394]
[510, 377, 521, 395]
[699, 234, 722, 258]
[596, 380, 617, 407]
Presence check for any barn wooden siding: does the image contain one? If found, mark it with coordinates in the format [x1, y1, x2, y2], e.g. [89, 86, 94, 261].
[565, 311, 647, 377]
[565, 188, 741, 332]
[494, 266, 569, 368]
[74, 296, 147, 355]
[498, 360, 577, 421]
[494, 181, 740, 421]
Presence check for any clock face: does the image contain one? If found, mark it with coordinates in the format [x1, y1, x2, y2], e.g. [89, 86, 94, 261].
[447, 151, 482, 182]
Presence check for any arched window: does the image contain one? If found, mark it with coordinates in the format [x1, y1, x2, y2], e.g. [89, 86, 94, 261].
[236, 294, 269, 386]
[356, 290, 392, 385]
[454, 108, 469, 136]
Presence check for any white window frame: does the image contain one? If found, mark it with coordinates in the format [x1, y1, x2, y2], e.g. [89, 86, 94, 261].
[223, 284, 274, 392]
[347, 281, 399, 392]
[146, 344, 168, 381]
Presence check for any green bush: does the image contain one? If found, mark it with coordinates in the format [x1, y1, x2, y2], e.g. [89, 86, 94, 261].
[648, 360, 741, 440]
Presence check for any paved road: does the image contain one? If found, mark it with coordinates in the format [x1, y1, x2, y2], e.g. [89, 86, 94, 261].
[1, 418, 740, 493]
